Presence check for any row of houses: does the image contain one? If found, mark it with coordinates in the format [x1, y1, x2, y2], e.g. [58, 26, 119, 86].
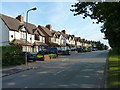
[0, 14, 96, 52]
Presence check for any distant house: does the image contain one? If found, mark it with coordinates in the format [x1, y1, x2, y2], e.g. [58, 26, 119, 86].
[60, 30, 77, 49]
[57, 31, 66, 46]
[60, 30, 70, 47]
[0, 14, 46, 52]
[50, 30, 60, 47]
[38, 24, 52, 47]
[38, 24, 67, 48]
[69, 35, 76, 47]
[33, 28, 47, 52]
[74, 37, 82, 48]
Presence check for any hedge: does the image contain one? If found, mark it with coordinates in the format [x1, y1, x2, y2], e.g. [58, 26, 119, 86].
[1, 45, 25, 66]
[49, 54, 57, 58]
[37, 55, 43, 58]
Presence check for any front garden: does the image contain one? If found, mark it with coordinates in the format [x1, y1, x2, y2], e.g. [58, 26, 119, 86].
[1, 45, 25, 66]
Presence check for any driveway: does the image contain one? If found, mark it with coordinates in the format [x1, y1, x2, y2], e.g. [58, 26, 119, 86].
[2, 50, 108, 88]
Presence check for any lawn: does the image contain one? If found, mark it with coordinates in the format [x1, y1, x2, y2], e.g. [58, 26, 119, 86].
[108, 49, 120, 88]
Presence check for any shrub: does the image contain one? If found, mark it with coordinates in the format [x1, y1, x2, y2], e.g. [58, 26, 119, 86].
[49, 54, 57, 58]
[2, 45, 24, 66]
[37, 55, 43, 58]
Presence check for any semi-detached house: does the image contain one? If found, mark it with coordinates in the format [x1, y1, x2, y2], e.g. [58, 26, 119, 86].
[0, 14, 46, 52]
[38, 24, 67, 48]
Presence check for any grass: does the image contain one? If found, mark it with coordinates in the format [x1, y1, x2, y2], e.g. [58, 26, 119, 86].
[108, 49, 120, 88]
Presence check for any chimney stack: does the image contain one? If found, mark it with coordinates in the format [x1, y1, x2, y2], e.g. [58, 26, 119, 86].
[46, 24, 52, 31]
[16, 15, 24, 23]
[72, 35, 75, 37]
[61, 30, 66, 34]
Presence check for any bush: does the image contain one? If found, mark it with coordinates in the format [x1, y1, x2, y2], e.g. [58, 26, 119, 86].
[49, 54, 57, 58]
[37, 55, 43, 58]
[2, 45, 24, 66]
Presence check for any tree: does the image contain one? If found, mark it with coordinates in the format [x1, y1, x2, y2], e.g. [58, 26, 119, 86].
[70, 1, 120, 48]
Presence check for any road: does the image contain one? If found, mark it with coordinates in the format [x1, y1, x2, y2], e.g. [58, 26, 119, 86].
[2, 50, 108, 88]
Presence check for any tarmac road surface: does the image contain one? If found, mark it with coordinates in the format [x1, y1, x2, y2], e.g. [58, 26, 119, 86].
[2, 50, 108, 88]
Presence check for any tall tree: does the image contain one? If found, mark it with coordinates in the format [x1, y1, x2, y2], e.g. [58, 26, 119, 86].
[70, 1, 120, 48]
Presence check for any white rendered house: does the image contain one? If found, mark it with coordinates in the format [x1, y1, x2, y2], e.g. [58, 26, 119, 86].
[0, 14, 46, 52]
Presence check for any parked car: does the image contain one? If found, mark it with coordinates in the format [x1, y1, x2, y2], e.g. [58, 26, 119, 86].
[76, 48, 83, 53]
[92, 48, 98, 51]
[23, 52, 43, 61]
[47, 47, 62, 55]
[82, 48, 88, 52]
[71, 47, 76, 51]
[60, 47, 71, 55]
[87, 48, 92, 52]
[37, 49, 49, 55]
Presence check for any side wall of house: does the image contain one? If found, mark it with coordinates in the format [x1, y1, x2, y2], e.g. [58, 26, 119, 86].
[39, 28, 50, 44]
[0, 18, 9, 46]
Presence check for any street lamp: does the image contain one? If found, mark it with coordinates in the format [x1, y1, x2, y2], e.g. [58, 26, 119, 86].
[25, 7, 37, 65]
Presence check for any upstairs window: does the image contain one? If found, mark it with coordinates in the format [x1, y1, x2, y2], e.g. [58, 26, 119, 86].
[21, 32, 26, 39]
[35, 34, 39, 40]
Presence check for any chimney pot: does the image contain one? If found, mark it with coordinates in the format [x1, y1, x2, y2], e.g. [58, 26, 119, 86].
[61, 30, 66, 34]
[46, 24, 52, 31]
[16, 15, 24, 23]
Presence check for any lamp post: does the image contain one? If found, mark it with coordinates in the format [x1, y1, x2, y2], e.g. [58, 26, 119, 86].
[25, 7, 37, 65]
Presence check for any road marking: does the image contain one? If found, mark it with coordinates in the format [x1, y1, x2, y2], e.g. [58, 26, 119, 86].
[53, 70, 65, 75]
[24, 86, 28, 88]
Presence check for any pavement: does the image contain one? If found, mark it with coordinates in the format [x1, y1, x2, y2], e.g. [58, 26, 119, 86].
[2, 50, 109, 88]
[1, 62, 39, 77]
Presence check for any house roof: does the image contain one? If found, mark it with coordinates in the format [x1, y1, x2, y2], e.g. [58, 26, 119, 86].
[74, 37, 81, 41]
[0, 14, 37, 34]
[57, 31, 61, 38]
[26, 22, 37, 34]
[38, 29, 45, 37]
[34, 28, 45, 37]
[38, 25, 52, 37]
[51, 30, 60, 38]
[0, 14, 22, 31]
[60, 31, 68, 39]
[51, 30, 56, 36]
[51, 30, 56, 33]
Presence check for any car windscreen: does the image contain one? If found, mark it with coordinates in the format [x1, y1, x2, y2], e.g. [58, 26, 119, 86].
[30, 52, 37, 55]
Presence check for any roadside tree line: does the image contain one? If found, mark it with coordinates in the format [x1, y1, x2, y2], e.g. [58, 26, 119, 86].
[70, 1, 120, 53]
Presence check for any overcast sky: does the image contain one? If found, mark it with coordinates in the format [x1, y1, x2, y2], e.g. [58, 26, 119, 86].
[1, 1, 110, 47]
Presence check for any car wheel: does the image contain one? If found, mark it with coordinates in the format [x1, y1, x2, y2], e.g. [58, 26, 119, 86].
[33, 60, 36, 62]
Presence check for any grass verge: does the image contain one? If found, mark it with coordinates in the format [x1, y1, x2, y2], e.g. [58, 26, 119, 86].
[108, 48, 120, 88]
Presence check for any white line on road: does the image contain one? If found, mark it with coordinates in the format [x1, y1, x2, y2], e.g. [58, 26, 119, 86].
[53, 70, 65, 75]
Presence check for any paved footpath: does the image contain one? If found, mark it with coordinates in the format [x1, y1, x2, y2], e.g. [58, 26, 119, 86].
[2, 50, 108, 88]
[1, 61, 45, 77]
[1, 51, 77, 77]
